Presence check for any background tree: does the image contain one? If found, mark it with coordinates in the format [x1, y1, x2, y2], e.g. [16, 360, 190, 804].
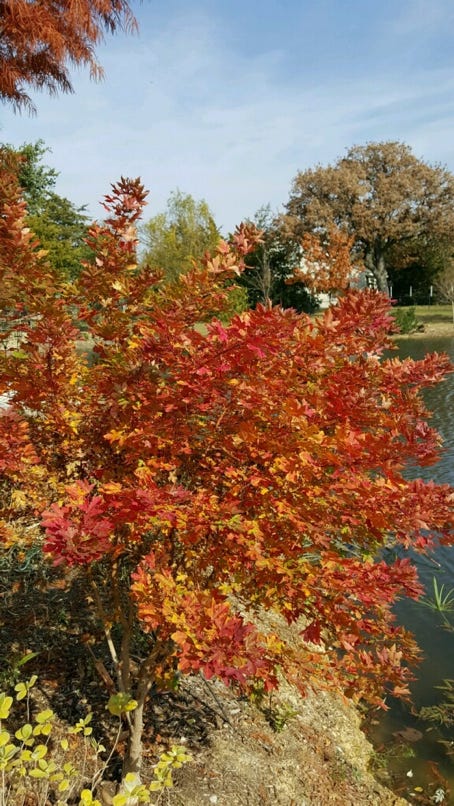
[0, 0, 136, 113]
[9, 140, 58, 213]
[141, 190, 221, 282]
[2, 140, 91, 279]
[28, 192, 91, 280]
[435, 262, 454, 324]
[238, 205, 318, 313]
[386, 235, 454, 304]
[284, 141, 454, 292]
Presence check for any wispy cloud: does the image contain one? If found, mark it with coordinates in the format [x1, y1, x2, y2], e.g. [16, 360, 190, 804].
[390, 0, 454, 35]
[2, 2, 454, 233]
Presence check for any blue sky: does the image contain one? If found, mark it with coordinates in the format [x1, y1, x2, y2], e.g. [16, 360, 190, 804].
[2, 0, 454, 234]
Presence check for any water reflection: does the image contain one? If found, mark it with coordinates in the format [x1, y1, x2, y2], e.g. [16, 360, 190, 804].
[371, 334, 454, 797]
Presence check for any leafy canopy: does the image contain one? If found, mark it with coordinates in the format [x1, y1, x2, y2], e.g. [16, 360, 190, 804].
[284, 141, 454, 292]
[0, 153, 453, 773]
[1, 140, 91, 280]
[5, 140, 58, 215]
[141, 190, 221, 283]
[238, 205, 318, 313]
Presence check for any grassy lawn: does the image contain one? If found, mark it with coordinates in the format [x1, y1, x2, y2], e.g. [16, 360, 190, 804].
[413, 304, 454, 325]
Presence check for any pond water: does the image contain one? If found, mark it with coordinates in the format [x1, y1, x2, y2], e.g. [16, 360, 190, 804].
[369, 333, 454, 800]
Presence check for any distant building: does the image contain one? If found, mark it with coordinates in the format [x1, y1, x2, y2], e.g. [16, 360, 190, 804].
[317, 292, 335, 309]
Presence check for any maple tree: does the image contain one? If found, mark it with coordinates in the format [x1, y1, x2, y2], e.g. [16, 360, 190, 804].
[0, 0, 136, 112]
[0, 149, 453, 785]
[289, 226, 359, 297]
[284, 141, 454, 292]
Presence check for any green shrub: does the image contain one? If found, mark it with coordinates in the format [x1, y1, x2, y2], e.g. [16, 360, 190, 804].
[0, 675, 191, 805]
[391, 306, 422, 334]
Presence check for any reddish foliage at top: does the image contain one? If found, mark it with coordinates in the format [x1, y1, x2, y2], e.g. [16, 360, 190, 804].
[0, 0, 136, 112]
[0, 150, 453, 708]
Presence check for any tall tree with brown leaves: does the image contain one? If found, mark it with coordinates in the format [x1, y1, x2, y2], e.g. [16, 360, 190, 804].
[0, 0, 137, 113]
[284, 141, 454, 293]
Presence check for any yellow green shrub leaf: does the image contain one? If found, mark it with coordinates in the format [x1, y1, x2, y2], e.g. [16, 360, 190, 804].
[0, 694, 13, 719]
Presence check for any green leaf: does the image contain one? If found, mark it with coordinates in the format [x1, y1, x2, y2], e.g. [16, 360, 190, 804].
[36, 708, 54, 723]
[123, 772, 140, 785]
[15, 654, 39, 670]
[79, 790, 100, 806]
[0, 743, 18, 763]
[15, 723, 33, 741]
[39, 722, 52, 736]
[0, 730, 11, 747]
[0, 693, 13, 719]
[31, 744, 47, 760]
[14, 683, 27, 701]
[107, 693, 138, 716]
[29, 767, 48, 778]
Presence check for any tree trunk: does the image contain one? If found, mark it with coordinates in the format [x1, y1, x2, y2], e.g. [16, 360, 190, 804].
[262, 250, 272, 305]
[121, 639, 172, 780]
[123, 697, 145, 777]
[364, 250, 389, 293]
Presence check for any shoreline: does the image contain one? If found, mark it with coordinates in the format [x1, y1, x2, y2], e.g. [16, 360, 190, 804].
[394, 321, 454, 339]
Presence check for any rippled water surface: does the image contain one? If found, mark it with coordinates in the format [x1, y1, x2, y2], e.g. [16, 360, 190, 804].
[371, 334, 454, 797]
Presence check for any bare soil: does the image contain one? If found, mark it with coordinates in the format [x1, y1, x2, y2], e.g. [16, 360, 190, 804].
[395, 320, 454, 339]
[164, 675, 409, 806]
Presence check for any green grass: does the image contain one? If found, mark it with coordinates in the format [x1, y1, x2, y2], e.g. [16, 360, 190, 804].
[412, 304, 453, 325]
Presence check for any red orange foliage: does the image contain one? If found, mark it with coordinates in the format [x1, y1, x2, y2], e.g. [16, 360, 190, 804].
[0, 151, 453, 734]
[290, 227, 359, 294]
[0, 0, 136, 112]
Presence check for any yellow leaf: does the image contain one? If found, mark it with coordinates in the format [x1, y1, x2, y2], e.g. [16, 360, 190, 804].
[11, 490, 27, 510]
[0, 730, 11, 747]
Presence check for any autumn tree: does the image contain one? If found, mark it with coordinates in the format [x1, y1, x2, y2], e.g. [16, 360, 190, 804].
[435, 263, 454, 324]
[386, 235, 454, 304]
[284, 141, 454, 292]
[238, 205, 317, 312]
[0, 155, 453, 791]
[141, 190, 221, 283]
[0, 0, 136, 113]
[289, 227, 360, 297]
[1, 140, 91, 279]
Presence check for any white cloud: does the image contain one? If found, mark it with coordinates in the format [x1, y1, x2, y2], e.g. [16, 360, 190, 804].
[2, 4, 454, 233]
